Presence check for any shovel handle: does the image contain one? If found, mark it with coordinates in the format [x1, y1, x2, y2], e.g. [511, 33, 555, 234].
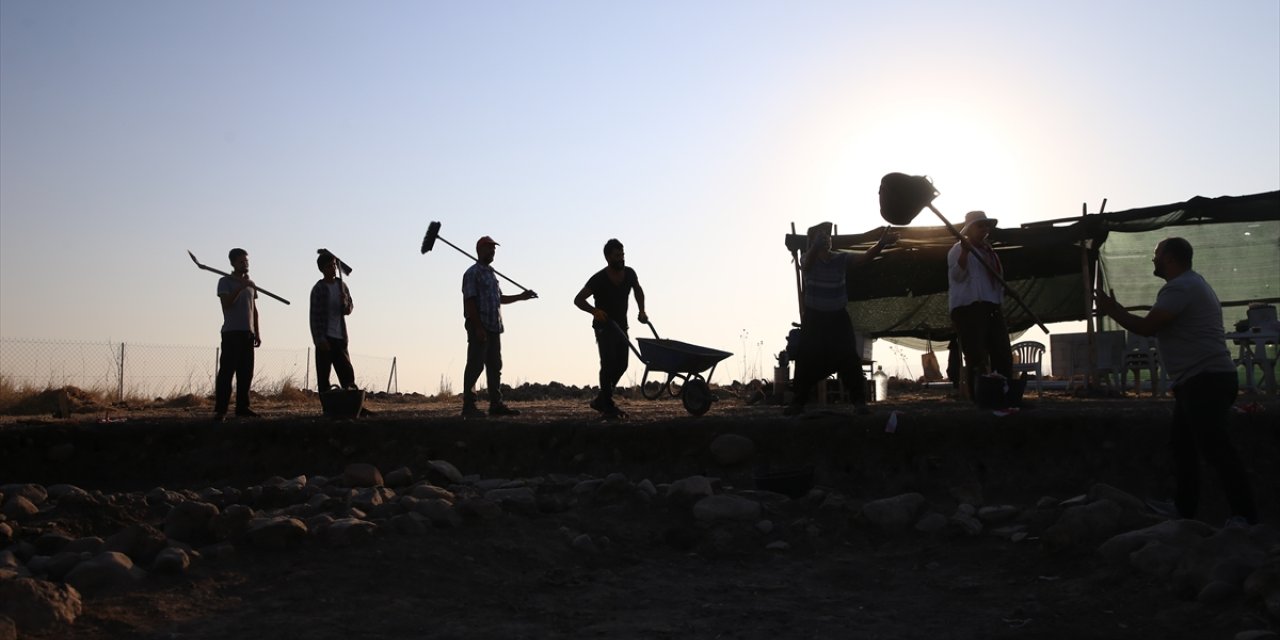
[187, 251, 291, 305]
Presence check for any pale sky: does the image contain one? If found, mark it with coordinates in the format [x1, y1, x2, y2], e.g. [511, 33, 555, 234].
[2, 1, 1278, 392]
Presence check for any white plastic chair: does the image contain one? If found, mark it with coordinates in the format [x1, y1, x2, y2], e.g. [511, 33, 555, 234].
[1120, 333, 1164, 396]
[1010, 341, 1045, 398]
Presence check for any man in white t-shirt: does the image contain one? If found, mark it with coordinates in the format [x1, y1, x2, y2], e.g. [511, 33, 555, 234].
[214, 248, 260, 421]
[1095, 237, 1256, 526]
[309, 253, 356, 392]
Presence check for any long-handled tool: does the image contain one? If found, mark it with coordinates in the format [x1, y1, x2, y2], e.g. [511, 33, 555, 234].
[420, 221, 538, 297]
[317, 248, 353, 278]
[187, 250, 291, 305]
[878, 173, 1048, 333]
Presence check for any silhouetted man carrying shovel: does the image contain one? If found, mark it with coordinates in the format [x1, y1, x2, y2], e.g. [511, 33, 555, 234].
[461, 236, 536, 419]
[214, 248, 260, 422]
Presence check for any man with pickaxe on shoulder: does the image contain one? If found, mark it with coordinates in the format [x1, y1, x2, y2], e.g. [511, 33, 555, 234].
[214, 248, 261, 422]
[461, 236, 537, 419]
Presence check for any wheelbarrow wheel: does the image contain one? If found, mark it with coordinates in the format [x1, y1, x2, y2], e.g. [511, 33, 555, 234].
[681, 378, 714, 416]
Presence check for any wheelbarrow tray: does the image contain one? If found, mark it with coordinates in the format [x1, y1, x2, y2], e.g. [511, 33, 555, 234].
[636, 338, 732, 375]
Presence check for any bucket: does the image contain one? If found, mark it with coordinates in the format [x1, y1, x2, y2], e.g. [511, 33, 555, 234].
[975, 375, 1025, 409]
[320, 389, 365, 418]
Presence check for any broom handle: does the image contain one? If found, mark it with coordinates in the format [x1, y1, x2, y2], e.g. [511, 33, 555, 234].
[434, 236, 537, 297]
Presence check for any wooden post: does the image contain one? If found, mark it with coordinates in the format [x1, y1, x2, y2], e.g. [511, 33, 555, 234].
[118, 342, 125, 403]
[304, 347, 310, 391]
[387, 357, 398, 394]
[790, 222, 804, 319]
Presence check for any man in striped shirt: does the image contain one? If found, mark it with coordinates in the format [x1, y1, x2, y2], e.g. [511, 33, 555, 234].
[785, 223, 897, 416]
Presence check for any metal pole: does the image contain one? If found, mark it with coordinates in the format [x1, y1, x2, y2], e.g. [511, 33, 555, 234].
[305, 347, 310, 391]
[386, 357, 397, 393]
[118, 342, 125, 403]
[214, 346, 220, 396]
[790, 222, 804, 319]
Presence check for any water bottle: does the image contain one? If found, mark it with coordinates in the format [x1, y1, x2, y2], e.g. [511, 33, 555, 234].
[873, 366, 889, 402]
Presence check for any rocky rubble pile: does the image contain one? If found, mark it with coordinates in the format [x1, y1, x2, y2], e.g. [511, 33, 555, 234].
[1, 431, 1278, 639]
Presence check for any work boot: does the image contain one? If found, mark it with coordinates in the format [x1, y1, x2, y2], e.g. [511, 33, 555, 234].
[235, 408, 261, 418]
[461, 402, 486, 419]
[489, 403, 520, 417]
[589, 397, 615, 414]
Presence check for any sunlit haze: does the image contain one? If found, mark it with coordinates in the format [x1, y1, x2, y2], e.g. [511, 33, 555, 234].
[2, 1, 1278, 392]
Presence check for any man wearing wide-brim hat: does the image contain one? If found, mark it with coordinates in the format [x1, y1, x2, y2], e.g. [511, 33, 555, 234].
[947, 210, 1014, 401]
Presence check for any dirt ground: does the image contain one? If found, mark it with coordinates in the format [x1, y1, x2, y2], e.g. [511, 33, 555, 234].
[2, 387, 1278, 639]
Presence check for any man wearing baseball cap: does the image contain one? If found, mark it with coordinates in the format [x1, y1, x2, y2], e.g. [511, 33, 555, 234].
[460, 235, 537, 418]
[947, 210, 1014, 402]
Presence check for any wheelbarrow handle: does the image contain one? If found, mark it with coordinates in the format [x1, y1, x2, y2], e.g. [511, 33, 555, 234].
[610, 320, 646, 360]
[641, 318, 661, 340]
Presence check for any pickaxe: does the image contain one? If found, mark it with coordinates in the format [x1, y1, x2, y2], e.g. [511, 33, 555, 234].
[186, 250, 291, 305]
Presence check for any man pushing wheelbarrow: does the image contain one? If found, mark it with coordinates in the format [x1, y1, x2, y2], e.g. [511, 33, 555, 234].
[574, 238, 732, 419]
[574, 238, 649, 420]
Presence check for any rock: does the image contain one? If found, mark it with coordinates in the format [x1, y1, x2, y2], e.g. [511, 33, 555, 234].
[34, 532, 73, 555]
[1042, 499, 1124, 550]
[571, 534, 598, 554]
[1244, 554, 1280, 600]
[1086, 483, 1147, 513]
[414, 499, 463, 528]
[323, 518, 377, 547]
[594, 473, 632, 503]
[456, 497, 502, 520]
[351, 487, 392, 512]
[64, 551, 143, 593]
[1, 496, 38, 520]
[244, 516, 308, 550]
[391, 513, 430, 535]
[1235, 631, 1279, 640]
[755, 520, 775, 535]
[1129, 541, 1185, 578]
[409, 483, 455, 504]
[693, 495, 761, 522]
[765, 540, 790, 551]
[948, 483, 983, 507]
[484, 488, 539, 516]
[0, 615, 14, 640]
[915, 512, 949, 534]
[0, 523, 12, 545]
[950, 512, 984, 536]
[1098, 519, 1213, 566]
[44, 551, 89, 581]
[211, 504, 255, 542]
[709, 434, 755, 466]
[976, 505, 1019, 525]
[103, 524, 168, 566]
[424, 460, 464, 486]
[63, 537, 104, 555]
[0, 577, 81, 633]
[46, 484, 90, 502]
[0, 484, 47, 506]
[385, 467, 414, 488]
[860, 493, 926, 532]
[989, 525, 1027, 540]
[668, 476, 715, 505]
[164, 501, 220, 543]
[1196, 580, 1238, 603]
[151, 547, 191, 575]
[343, 463, 384, 488]
[637, 479, 658, 497]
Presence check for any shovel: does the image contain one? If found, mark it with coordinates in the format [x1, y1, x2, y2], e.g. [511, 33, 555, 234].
[187, 250, 291, 305]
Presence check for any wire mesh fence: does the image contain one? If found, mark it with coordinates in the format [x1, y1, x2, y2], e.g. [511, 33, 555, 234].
[0, 338, 397, 400]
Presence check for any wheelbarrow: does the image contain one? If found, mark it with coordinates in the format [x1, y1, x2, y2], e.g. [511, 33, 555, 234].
[613, 321, 732, 416]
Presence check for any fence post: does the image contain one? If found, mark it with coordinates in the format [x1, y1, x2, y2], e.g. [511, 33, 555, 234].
[118, 342, 125, 403]
[305, 347, 310, 391]
[214, 346, 220, 396]
[387, 357, 397, 394]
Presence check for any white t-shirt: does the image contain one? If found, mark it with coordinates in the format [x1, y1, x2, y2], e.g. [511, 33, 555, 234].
[1151, 270, 1235, 384]
[947, 241, 1003, 311]
[326, 281, 346, 339]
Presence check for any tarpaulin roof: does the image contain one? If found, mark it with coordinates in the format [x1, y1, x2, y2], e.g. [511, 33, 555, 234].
[783, 191, 1280, 341]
